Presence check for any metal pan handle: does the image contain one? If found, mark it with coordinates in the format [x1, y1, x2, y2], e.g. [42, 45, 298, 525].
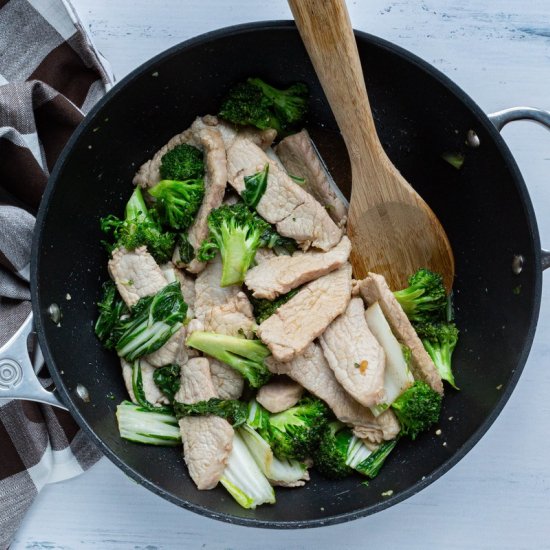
[0, 313, 67, 409]
[487, 106, 550, 271]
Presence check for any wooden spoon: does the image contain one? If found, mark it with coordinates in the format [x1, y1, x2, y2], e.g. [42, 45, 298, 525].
[288, 0, 454, 290]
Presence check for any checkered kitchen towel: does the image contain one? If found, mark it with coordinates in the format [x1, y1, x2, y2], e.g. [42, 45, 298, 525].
[0, 1, 113, 547]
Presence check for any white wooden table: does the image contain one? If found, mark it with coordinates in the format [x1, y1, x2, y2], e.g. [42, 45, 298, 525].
[12, 1, 550, 548]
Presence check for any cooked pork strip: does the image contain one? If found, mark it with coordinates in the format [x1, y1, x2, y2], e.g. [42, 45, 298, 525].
[227, 137, 342, 251]
[254, 247, 277, 265]
[256, 376, 304, 413]
[144, 326, 189, 367]
[245, 236, 351, 299]
[275, 129, 348, 225]
[181, 127, 227, 274]
[199, 115, 277, 150]
[266, 343, 390, 443]
[358, 272, 444, 395]
[264, 146, 287, 171]
[257, 263, 352, 362]
[133, 115, 276, 189]
[175, 357, 234, 490]
[108, 246, 167, 307]
[121, 358, 169, 406]
[209, 358, 244, 400]
[160, 263, 196, 318]
[319, 298, 386, 408]
[193, 255, 253, 397]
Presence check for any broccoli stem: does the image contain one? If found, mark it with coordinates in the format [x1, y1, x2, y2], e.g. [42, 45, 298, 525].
[125, 186, 148, 220]
[186, 331, 271, 388]
[219, 227, 258, 286]
[355, 439, 398, 479]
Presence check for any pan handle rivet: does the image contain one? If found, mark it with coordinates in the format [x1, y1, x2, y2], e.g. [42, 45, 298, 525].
[48, 303, 62, 324]
[466, 130, 480, 148]
[76, 383, 90, 403]
[512, 254, 524, 275]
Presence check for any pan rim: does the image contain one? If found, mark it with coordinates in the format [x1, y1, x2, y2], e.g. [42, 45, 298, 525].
[31, 20, 542, 529]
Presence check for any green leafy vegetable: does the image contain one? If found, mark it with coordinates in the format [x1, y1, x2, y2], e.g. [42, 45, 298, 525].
[173, 398, 249, 427]
[176, 232, 195, 265]
[441, 151, 465, 170]
[100, 187, 175, 264]
[94, 281, 128, 349]
[250, 288, 299, 324]
[242, 164, 269, 208]
[152, 364, 181, 403]
[131, 359, 172, 413]
[115, 282, 187, 361]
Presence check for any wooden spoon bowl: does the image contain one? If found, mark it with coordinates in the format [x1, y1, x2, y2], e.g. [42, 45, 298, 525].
[289, 0, 455, 290]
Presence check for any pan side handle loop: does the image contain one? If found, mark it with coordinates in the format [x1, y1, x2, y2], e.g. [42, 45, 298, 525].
[488, 107, 550, 272]
[0, 313, 67, 409]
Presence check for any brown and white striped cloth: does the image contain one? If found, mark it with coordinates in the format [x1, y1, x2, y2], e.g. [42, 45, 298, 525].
[0, 1, 114, 547]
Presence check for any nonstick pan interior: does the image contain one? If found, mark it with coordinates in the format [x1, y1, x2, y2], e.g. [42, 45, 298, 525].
[32, 22, 541, 527]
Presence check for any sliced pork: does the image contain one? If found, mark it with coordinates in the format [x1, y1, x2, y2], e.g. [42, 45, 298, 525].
[275, 129, 348, 224]
[245, 236, 351, 299]
[358, 272, 444, 395]
[227, 137, 342, 251]
[179, 127, 227, 273]
[256, 376, 304, 413]
[319, 298, 386, 408]
[266, 343, 392, 443]
[108, 246, 167, 307]
[121, 358, 169, 406]
[209, 358, 244, 400]
[175, 357, 234, 490]
[257, 263, 352, 362]
[144, 326, 189, 367]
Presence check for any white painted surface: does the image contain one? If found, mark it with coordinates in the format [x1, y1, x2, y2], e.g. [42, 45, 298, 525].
[11, 0, 550, 548]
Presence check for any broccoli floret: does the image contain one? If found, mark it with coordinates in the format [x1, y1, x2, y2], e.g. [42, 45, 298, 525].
[315, 421, 382, 479]
[94, 281, 128, 349]
[393, 268, 447, 323]
[249, 78, 308, 128]
[159, 143, 204, 181]
[197, 203, 270, 286]
[218, 78, 308, 133]
[250, 288, 300, 324]
[186, 331, 271, 388]
[100, 187, 175, 264]
[115, 282, 187, 361]
[315, 421, 354, 479]
[152, 364, 181, 403]
[174, 397, 249, 427]
[148, 179, 204, 231]
[258, 397, 328, 461]
[415, 321, 459, 389]
[391, 381, 442, 439]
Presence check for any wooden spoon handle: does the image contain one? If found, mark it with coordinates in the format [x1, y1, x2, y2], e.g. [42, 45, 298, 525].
[288, 0, 381, 158]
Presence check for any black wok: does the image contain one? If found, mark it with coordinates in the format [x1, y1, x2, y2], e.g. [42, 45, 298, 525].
[5, 21, 550, 527]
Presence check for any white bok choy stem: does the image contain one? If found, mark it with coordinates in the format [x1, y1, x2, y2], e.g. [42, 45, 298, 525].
[116, 401, 181, 446]
[365, 301, 414, 416]
[220, 431, 275, 509]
